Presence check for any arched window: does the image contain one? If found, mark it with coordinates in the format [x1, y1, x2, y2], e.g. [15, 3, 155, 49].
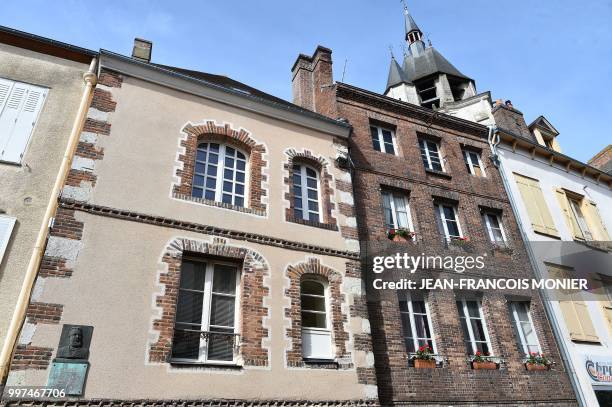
[300, 278, 332, 359]
[292, 163, 321, 222]
[192, 142, 247, 207]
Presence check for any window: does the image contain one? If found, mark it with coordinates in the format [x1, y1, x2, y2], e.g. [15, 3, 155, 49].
[419, 139, 443, 172]
[399, 294, 435, 354]
[435, 203, 462, 240]
[191, 143, 247, 207]
[568, 197, 592, 240]
[462, 149, 485, 177]
[483, 211, 506, 245]
[292, 164, 321, 222]
[555, 189, 594, 241]
[514, 174, 558, 237]
[0, 78, 47, 164]
[382, 190, 413, 231]
[415, 79, 439, 109]
[594, 274, 612, 333]
[370, 125, 396, 155]
[457, 299, 492, 355]
[171, 259, 240, 363]
[510, 302, 541, 356]
[0, 215, 17, 264]
[301, 279, 332, 359]
[547, 263, 599, 343]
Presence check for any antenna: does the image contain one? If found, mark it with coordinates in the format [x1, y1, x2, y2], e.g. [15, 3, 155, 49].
[341, 58, 348, 83]
[389, 45, 395, 59]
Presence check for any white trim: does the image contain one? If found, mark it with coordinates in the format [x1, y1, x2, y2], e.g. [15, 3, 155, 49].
[382, 191, 414, 232]
[419, 139, 445, 172]
[437, 203, 462, 240]
[458, 299, 492, 355]
[293, 163, 322, 222]
[399, 293, 437, 354]
[510, 302, 542, 356]
[370, 125, 398, 155]
[483, 212, 507, 244]
[463, 149, 486, 177]
[301, 277, 333, 359]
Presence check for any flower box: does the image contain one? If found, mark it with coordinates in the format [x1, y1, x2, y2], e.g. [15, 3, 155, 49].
[387, 228, 416, 242]
[472, 361, 498, 370]
[525, 363, 549, 371]
[414, 359, 436, 369]
[393, 234, 408, 242]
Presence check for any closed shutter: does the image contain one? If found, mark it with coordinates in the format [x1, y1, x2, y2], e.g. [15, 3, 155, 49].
[592, 274, 612, 334]
[582, 200, 610, 242]
[514, 174, 558, 237]
[0, 215, 17, 265]
[548, 264, 599, 342]
[555, 188, 582, 239]
[0, 80, 47, 164]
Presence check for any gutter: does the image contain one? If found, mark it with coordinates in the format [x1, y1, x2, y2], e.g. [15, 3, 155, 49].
[0, 57, 98, 382]
[487, 125, 587, 407]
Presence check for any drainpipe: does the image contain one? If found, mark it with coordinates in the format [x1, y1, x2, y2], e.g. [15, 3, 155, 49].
[487, 125, 587, 407]
[0, 57, 98, 382]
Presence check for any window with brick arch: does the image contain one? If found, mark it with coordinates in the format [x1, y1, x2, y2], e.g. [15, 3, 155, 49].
[191, 142, 247, 207]
[292, 163, 322, 222]
[300, 278, 332, 360]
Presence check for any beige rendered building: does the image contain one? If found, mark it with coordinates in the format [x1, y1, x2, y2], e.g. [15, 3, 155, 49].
[4, 39, 377, 405]
[0, 27, 97, 364]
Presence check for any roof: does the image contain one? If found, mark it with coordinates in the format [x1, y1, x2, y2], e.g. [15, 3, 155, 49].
[153, 64, 292, 107]
[404, 9, 421, 34]
[402, 47, 471, 83]
[528, 115, 559, 136]
[0, 25, 97, 63]
[385, 56, 411, 92]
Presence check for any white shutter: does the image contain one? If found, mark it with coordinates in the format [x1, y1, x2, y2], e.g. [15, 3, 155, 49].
[0, 78, 18, 157]
[0, 81, 47, 164]
[0, 215, 17, 265]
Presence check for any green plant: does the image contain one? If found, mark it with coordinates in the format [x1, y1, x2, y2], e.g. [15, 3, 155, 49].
[472, 351, 493, 363]
[414, 345, 434, 361]
[526, 352, 550, 366]
[387, 228, 416, 240]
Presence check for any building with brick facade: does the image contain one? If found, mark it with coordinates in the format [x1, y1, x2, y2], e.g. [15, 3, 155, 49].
[290, 8, 579, 407]
[0, 26, 97, 367]
[2, 37, 377, 405]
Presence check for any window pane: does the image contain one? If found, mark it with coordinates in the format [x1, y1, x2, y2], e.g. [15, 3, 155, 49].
[207, 164, 217, 175]
[294, 197, 303, 209]
[414, 314, 431, 339]
[412, 300, 426, 314]
[301, 295, 326, 312]
[446, 220, 460, 237]
[207, 327, 234, 361]
[235, 184, 244, 196]
[209, 143, 220, 152]
[302, 311, 326, 328]
[306, 177, 317, 188]
[204, 190, 215, 200]
[208, 153, 218, 164]
[487, 214, 500, 229]
[222, 194, 232, 204]
[225, 146, 235, 155]
[180, 261, 205, 290]
[515, 303, 529, 321]
[302, 281, 324, 295]
[225, 157, 234, 168]
[213, 265, 237, 294]
[475, 342, 489, 354]
[223, 181, 233, 193]
[195, 162, 206, 175]
[224, 169, 233, 180]
[404, 337, 416, 353]
[456, 301, 466, 317]
[306, 167, 316, 178]
[307, 189, 318, 200]
[171, 328, 200, 360]
[443, 206, 455, 220]
[371, 127, 381, 151]
[206, 178, 216, 189]
[400, 313, 412, 337]
[175, 291, 204, 324]
[192, 187, 203, 198]
[237, 160, 246, 171]
[236, 172, 245, 183]
[466, 301, 480, 317]
[308, 212, 319, 222]
[294, 208, 303, 219]
[234, 197, 244, 207]
[210, 295, 235, 327]
[308, 201, 319, 211]
[471, 319, 487, 342]
[196, 149, 207, 162]
[193, 175, 205, 187]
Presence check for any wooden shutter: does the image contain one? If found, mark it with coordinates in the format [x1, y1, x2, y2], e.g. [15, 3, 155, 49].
[514, 174, 558, 237]
[547, 264, 600, 342]
[592, 274, 612, 334]
[0, 81, 47, 163]
[0, 215, 16, 265]
[555, 188, 582, 239]
[581, 200, 610, 242]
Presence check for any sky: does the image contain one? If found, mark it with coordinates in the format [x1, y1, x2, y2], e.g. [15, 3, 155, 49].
[2, 0, 611, 162]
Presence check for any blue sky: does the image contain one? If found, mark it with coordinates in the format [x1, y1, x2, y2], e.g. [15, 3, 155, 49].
[2, 0, 611, 162]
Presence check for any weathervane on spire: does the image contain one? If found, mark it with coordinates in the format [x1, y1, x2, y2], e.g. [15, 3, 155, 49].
[401, 0, 408, 11]
[389, 45, 395, 59]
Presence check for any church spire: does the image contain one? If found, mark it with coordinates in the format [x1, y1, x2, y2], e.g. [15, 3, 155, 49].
[403, 3, 425, 57]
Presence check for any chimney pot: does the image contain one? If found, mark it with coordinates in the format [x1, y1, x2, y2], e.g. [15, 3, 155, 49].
[132, 38, 153, 63]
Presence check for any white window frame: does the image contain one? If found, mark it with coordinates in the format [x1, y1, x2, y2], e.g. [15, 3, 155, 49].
[419, 139, 445, 172]
[510, 302, 542, 356]
[172, 258, 241, 365]
[370, 125, 398, 155]
[457, 299, 492, 355]
[191, 142, 249, 207]
[0, 215, 17, 264]
[399, 293, 437, 355]
[483, 212, 507, 244]
[293, 163, 322, 222]
[436, 203, 463, 240]
[463, 149, 486, 177]
[301, 278, 333, 360]
[567, 197, 593, 241]
[382, 190, 414, 232]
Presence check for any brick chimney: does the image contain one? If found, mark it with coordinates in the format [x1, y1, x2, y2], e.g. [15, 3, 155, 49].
[291, 46, 336, 117]
[492, 99, 535, 142]
[132, 38, 153, 63]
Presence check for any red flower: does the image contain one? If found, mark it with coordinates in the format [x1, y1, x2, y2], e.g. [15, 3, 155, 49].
[475, 351, 481, 356]
[418, 346, 424, 352]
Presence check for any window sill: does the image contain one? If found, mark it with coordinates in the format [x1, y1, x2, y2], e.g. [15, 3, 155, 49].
[533, 230, 561, 240]
[425, 168, 452, 179]
[0, 159, 22, 167]
[169, 359, 243, 369]
[173, 192, 266, 217]
[302, 358, 339, 369]
[574, 239, 611, 253]
[286, 215, 338, 231]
